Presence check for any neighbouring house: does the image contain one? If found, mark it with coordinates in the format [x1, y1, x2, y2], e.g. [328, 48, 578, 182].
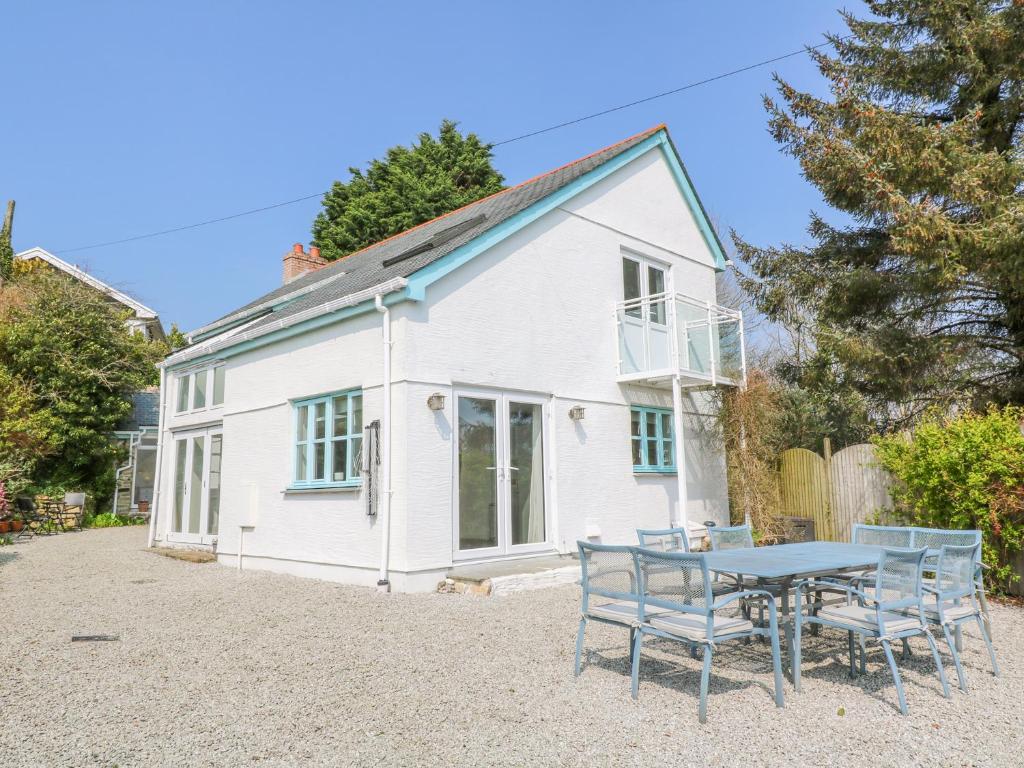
[14, 247, 166, 341]
[15, 247, 166, 512]
[148, 124, 746, 592]
[112, 390, 160, 516]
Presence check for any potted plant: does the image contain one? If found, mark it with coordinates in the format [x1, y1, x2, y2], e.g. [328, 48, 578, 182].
[0, 480, 10, 533]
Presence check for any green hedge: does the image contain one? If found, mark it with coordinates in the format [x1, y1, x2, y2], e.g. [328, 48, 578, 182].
[873, 406, 1024, 592]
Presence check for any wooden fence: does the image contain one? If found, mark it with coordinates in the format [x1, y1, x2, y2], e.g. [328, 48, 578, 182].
[777, 439, 894, 542]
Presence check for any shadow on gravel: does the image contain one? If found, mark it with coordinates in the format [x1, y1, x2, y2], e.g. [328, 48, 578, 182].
[0, 550, 19, 570]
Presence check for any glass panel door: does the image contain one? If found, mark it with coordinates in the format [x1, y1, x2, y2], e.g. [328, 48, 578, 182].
[170, 428, 222, 540]
[455, 392, 548, 556]
[457, 397, 499, 552]
[508, 401, 545, 546]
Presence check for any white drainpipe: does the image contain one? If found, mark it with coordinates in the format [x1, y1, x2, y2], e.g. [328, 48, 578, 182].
[146, 367, 168, 548]
[374, 294, 393, 593]
[671, 375, 690, 535]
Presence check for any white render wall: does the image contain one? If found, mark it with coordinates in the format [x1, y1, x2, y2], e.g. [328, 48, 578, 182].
[152, 144, 730, 590]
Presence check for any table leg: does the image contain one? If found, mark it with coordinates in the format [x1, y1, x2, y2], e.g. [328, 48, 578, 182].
[780, 580, 794, 682]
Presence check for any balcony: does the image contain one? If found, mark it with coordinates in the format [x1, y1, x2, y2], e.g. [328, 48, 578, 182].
[614, 292, 745, 388]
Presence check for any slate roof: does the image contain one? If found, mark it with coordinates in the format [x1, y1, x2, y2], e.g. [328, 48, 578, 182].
[117, 391, 161, 431]
[190, 124, 667, 344]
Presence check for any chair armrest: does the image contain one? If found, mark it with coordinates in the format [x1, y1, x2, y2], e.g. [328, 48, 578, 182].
[794, 579, 876, 606]
[711, 589, 776, 611]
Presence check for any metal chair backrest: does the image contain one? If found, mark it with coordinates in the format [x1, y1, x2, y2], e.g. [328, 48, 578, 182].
[934, 543, 981, 603]
[708, 524, 753, 551]
[634, 548, 712, 624]
[851, 523, 913, 548]
[64, 492, 86, 507]
[636, 527, 690, 553]
[872, 547, 927, 616]
[910, 527, 981, 570]
[577, 542, 640, 613]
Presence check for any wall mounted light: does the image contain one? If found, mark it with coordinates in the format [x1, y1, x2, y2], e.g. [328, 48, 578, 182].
[569, 405, 586, 421]
[427, 393, 446, 411]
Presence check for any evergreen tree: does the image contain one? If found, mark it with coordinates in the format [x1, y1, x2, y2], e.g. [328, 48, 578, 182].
[312, 121, 504, 261]
[736, 1, 1024, 423]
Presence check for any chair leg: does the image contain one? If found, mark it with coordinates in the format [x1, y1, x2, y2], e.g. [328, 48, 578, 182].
[954, 623, 964, 653]
[629, 627, 636, 663]
[859, 635, 867, 675]
[574, 618, 586, 677]
[975, 613, 1000, 677]
[922, 629, 950, 699]
[698, 644, 714, 724]
[630, 629, 644, 700]
[941, 622, 968, 692]
[881, 639, 909, 715]
[810, 590, 821, 636]
[901, 637, 911, 659]
[848, 631, 856, 679]
[793, 611, 803, 693]
[770, 629, 785, 708]
[977, 588, 993, 639]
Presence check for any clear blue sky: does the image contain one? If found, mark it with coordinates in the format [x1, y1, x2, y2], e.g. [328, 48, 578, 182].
[3, 1, 855, 332]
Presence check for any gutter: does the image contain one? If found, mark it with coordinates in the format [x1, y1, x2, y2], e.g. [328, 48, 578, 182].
[162, 277, 409, 369]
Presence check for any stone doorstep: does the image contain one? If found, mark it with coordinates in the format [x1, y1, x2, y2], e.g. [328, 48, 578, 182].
[440, 563, 582, 597]
[147, 547, 217, 564]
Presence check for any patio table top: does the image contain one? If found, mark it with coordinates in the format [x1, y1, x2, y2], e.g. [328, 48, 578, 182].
[702, 541, 905, 582]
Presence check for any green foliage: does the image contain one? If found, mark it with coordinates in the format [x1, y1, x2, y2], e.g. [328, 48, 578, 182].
[737, 0, 1024, 421]
[0, 201, 13, 284]
[166, 323, 189, 352]
[312, 120, 505, 261]
[873, 406, 1024, 591]
[0, 271, 164, 503]
[87, 512, 143, 528]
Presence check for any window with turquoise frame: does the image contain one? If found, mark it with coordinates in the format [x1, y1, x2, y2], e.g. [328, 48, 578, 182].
[631, 406, 675, 473]
[292, 390, 363, 488]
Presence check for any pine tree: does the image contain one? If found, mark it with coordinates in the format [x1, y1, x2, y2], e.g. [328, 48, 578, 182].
[736, 1, 1024, 422]
[312, 121, 504, 261]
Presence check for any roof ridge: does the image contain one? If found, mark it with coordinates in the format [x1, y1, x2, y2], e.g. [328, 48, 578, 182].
[316, 123, 666, 269]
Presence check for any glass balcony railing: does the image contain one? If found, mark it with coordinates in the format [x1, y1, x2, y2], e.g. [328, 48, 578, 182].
[614, 292, 745, 387]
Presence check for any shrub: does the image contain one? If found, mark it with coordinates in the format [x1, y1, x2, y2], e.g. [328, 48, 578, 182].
[873, 406, 1024, 592]
[89, 512, 129, 528]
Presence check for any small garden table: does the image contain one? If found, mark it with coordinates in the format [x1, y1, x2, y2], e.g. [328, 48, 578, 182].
[703, 541, 915, 679]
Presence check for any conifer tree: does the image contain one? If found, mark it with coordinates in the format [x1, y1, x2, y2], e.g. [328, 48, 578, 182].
[736, 1, 1024, 421]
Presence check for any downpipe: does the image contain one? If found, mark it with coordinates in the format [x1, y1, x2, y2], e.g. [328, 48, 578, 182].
[375, 294, 393, 593]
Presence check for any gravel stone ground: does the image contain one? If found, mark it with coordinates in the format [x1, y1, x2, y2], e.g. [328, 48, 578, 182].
[2, 528, 1022, 767]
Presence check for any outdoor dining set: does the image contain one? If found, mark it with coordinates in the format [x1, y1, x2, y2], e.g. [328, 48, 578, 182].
[575, 523, 999, 723]
[0, 493, 87, 539]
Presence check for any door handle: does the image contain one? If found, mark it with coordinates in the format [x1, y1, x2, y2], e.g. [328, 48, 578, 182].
[507, 466, 519, 472]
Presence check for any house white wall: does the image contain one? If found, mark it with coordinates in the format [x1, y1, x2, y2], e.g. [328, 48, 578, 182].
[152, 143, 730, 591]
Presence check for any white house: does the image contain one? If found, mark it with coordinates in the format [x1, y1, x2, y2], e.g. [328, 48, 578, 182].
[148, 125, 745, 592]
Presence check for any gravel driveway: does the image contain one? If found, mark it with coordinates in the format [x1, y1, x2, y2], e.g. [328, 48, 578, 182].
[1, 528, 1021, 767]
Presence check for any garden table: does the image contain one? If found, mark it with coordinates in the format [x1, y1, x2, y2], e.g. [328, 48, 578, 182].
[703, 541, 922, 680]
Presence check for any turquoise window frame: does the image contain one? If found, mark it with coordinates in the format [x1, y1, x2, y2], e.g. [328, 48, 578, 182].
[291, 389, 363, 489]
[631, 406, 676, 474]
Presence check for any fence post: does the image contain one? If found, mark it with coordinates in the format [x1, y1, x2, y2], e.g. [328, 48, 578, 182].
[822, 437, 834, 541]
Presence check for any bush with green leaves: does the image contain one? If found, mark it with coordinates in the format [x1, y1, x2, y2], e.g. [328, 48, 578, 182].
[873, 406, 1024, 591]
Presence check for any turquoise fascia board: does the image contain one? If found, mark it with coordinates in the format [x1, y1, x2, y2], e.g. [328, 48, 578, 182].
[405, 130, 726, 302]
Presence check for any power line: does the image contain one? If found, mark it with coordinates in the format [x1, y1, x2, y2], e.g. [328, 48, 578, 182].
[55, 35, 849, 255]
[492, 36, 852, 146]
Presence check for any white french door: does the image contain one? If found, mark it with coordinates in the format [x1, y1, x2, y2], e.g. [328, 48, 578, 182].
[620, 253, 671, 372]
[168, 427, 223, 544]
[453, 390, 550, 559]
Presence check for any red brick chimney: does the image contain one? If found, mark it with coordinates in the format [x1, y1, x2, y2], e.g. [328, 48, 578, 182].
[282, 243, 328, 284]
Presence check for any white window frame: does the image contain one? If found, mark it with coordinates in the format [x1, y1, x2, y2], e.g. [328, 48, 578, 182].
[174, 365, 226, 415]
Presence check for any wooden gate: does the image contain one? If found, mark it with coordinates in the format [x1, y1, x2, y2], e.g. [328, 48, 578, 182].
[777, 441, 894, 542]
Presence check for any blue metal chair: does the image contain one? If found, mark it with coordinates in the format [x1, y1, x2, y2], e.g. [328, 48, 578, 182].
[708, 523, 755, 551]
[631, 548, 784, 723]
[911, 527, 992, 640]
[914, 543, 999, 691]
[636, 526, 690, 553]
[575, 542, 650, 680]
[851, 523, 913, 547]
[793, 547, 950, 715]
